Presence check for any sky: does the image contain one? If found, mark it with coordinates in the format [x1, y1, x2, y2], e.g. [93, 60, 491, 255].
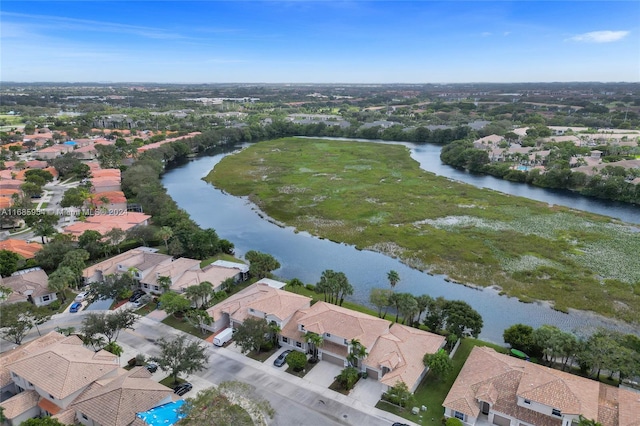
[1, 1, 639, 84]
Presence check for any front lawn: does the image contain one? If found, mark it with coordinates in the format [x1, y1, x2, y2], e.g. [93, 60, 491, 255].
[161, 315, 208, 338]
[200, 253, 246, 268]
[285, 360, 318, 378]
[376, 338, 508, 426]
[159, 376, 185, 388]
[246, 345, 279, 362]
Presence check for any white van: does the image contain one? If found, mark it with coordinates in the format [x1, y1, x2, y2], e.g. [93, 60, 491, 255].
[213, 327, 234, 347]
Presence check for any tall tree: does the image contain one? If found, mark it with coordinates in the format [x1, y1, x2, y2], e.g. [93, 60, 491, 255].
[245, 250, 280, 279]
[158, 292, 191, 317]
[503, 324, 536, 355]
[25, 213, 59, 243]
[387, 270, 400, 290]
[347, 339, 368, 369]
[0, 303, 52, 345]
[369, 288, 393, 318]
[423, 349, 453, 380]
[152, 335, 208, 385]
[82, 310, 137, 345]
[304, 332, 324, 363]
[157, 226, 173, 251]
[179, 382, 274, 426]
[47, 266, 76, 301]
[0, 250, 20, 276]
[396, 293, 418, 325]
[233, 317, 271, 354]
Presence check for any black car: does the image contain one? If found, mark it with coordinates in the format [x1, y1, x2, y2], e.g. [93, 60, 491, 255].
[173, 382, 193, 396]
[392, 423, 410, 426]
[145, 363, 158, 373]
[273, 350, 292, 367]
[129, 290, 146, 302]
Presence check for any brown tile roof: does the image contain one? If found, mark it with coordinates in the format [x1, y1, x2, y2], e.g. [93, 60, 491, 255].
[141, 257, 200, 287]
[7, 335, 119, 399]
[2, 268, 53, 300]
[207, 283, 311, 324]
[297, 302, 390, 350]
[366, 323, 445, 390]
[0, 239, 43, 259]
[70, 367, 173, 426]
[169, 264, 239, 292]
[443, 347, 637, 426]
[0, 332, 68, 388]
[63, 212, 151, 237]
[0, 389, 39, 419]
[82, 249, 172, 279]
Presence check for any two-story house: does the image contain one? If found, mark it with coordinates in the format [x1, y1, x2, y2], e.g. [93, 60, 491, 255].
[205, 282, 446, 393]
[443, 346, 640, 426]
[0, 332, 174, 426]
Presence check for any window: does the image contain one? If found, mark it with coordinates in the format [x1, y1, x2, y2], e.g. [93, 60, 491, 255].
[454, 411, 465, 421]
[49, 394, 55, 399]
[344, 339, 348, 345]
[524, 399, 531, 405]
[43, 295, 50, 301]
[81, 413, 88, 420]
[282, 337, 288, 343]
[326, 333, 331, 337]
[249, 308, 254, 313]
[143, 283, 149, 288]
[552, 409, 561, 417]
[296, 341, 302, 348]
[153, 286, 159, 291]
[300, 325, 305, 331]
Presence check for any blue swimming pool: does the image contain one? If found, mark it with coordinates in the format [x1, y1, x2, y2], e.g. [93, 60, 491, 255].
[136, 400, 186, 426]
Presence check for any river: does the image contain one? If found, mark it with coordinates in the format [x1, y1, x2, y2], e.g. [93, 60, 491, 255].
[162, 140, 640, 344]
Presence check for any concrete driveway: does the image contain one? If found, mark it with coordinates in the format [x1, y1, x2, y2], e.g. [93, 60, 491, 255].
[304, 360, 343, 388]
[350, 376, 387, 406]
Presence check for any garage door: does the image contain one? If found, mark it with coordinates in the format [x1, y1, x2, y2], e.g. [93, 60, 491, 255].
[366, 368, 379, 380]
[321, 352, 345, 366]
[493, 414, 511, 426]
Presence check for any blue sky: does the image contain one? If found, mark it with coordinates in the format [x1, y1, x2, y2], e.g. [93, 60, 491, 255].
[1, 1, 638, 83]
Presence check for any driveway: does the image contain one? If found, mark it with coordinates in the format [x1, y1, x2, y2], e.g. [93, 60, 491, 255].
[303, 360, 343, 388]
[350, 376, 387, 406]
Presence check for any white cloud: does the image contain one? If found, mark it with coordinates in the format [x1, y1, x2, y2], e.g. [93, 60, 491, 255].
[568, 30, 630, 43]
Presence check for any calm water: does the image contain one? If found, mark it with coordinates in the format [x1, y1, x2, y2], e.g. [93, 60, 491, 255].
[162, 141, 639, 343]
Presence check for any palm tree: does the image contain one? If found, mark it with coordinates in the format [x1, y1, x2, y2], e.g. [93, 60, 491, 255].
[198, 281, 214, 308]
[347, 339, 368, 370]
[184, 285, 202, 308]
[157, 275, 172, 293]
[387, 270, 400, 290]
[268, 321, 281, 348]
[304, 332, 324, 363]
[157, 226, 173, 252]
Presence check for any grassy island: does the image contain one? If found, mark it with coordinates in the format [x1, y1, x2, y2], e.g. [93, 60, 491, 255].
[206, 138, 640, 323]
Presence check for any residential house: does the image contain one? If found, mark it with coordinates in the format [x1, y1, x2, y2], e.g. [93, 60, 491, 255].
[63, 212, 151, 239]
[89, 190, 128, 212]
[1, 268, 58, 307]
[204, 280, 311, 334]
[206, 282, 445, 392]
[82, 248, 247, 295]
[0, 239, 43, 259]
[82, 247, 172, 284]
[35, 144, 74, 160]
[0, 332, 174, 426]
[442, 346, 640, 426]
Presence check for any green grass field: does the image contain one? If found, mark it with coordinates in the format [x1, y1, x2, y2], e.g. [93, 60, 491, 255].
[207, 138, 640, 323]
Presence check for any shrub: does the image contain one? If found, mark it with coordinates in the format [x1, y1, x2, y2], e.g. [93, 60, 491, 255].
[305, 284, 316, 292]
[445, 418, 463, 426]
[286, 351, 307, 371]
[135, 354, 146, 366]
[48, 300, 62, 311]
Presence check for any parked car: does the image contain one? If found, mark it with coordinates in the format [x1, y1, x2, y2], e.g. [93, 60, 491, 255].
[173, 382, 193, 396]
[273, 350, 292, 367]
[74, 292, 88, 302]
[69, 302, 82, 313]
[129, 289, 146, 302]
[145, 363, 158, 373]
